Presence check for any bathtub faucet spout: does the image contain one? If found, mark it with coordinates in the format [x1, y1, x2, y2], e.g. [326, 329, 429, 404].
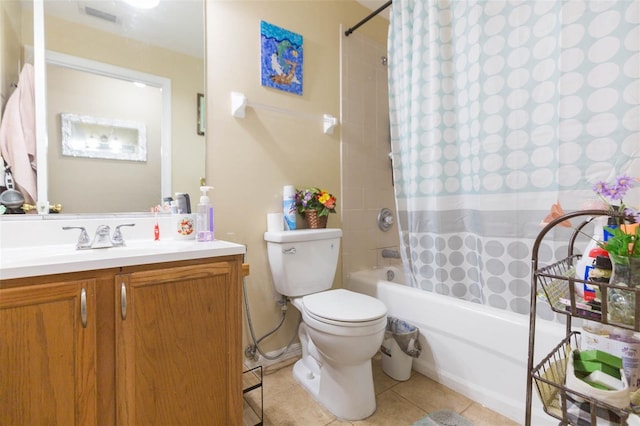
[381, 249, 401, 259]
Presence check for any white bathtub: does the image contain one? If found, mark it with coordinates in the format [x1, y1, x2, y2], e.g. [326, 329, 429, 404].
[347, 266, 566, 425]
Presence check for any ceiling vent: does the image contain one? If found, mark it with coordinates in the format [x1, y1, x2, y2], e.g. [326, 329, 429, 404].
[82, 6, 120, 24]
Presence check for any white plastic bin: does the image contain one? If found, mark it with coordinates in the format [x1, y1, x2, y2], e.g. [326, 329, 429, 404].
[380, 317, 421, 381]
[380, 335, 413, 381]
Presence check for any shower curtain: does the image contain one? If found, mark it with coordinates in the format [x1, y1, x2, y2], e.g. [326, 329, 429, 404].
[387, 0, 640, 315]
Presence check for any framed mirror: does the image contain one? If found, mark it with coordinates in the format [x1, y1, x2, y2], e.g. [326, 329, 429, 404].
[15, 0, 205, 214]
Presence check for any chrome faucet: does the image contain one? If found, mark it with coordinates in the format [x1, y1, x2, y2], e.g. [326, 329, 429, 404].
[63, 223, 135, 249]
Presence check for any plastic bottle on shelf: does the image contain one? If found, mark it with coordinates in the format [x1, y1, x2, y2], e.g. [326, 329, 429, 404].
[609, 328, 640, 392]
[581, 248, 610, 301]
[575, 216, 606, 298]
[196, 186, 214, 242]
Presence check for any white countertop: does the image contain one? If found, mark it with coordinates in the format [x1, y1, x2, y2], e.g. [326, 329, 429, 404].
[0, 214, 246, 280]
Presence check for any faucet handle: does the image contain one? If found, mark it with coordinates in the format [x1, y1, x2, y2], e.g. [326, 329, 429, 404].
[112, 223, 136, 246]
[62, 226, 91, 250]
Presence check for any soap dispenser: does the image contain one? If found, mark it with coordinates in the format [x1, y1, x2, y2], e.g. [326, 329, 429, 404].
[196, 186, 214, 242]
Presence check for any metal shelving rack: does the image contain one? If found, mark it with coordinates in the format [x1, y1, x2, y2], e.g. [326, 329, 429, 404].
[526, 209, 636, 425]
[243, 365, 263, 426]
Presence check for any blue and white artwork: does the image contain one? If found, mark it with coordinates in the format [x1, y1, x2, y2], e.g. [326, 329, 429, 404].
[260, 21, 303, 96]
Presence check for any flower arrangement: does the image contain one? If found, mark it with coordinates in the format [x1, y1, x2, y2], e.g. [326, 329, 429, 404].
[591, 175, 640, 327]
[295, 187, 337, 217]
[593, 175, 640, 258]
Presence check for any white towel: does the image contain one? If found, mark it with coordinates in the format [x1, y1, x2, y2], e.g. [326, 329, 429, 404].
[0, 63, 37, 205]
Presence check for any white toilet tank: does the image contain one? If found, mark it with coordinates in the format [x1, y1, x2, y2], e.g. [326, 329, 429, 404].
[264, 228, 342, 297]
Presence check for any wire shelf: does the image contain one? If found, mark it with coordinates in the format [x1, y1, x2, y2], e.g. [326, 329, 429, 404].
[537, 255, 640, 332]
[527, 209, 637, 425]
[532, 332, 633, 425]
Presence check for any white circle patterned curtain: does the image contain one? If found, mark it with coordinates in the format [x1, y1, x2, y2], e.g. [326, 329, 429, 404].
[388, 0, 640, 315]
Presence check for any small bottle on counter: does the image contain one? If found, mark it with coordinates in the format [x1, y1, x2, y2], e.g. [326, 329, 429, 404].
[196, 186, 214, 242]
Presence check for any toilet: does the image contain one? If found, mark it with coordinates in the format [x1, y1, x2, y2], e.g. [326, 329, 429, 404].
[264, 228, 387, 420]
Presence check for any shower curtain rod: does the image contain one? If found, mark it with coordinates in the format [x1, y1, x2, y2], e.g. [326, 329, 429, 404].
[344, 0, 392, 37]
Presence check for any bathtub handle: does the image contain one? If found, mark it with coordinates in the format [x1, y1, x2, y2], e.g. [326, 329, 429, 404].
[282, 247, 296, 255]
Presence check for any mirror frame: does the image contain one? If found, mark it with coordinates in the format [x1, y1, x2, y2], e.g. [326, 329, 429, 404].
[32, 0, 173, 214]
[34, 0, 46, 213]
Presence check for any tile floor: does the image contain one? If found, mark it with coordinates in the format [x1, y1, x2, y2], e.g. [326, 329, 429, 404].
[252, 354, 519, 426]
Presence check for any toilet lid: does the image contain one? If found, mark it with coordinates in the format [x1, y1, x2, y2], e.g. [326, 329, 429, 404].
[302, 289, 387, 323]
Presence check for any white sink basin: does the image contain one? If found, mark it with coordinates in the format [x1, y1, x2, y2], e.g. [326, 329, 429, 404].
[3, 240, 176, 265]
[0, 239, 245, 280]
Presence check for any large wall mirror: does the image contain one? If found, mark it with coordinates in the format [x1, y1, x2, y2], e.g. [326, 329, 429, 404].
[5, 0, 205, 214]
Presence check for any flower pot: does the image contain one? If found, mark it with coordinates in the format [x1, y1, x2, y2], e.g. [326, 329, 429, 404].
[304, 210, 328, 229]
[607, 254, 640, 327]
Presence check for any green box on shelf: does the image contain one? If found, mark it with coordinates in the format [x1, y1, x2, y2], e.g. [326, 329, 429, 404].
[573, 359, 622, 380]
[574, 349, 623, 370]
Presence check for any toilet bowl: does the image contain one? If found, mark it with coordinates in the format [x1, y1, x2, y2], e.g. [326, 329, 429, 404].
[263, 229, 388, 420]
[291, 289, 387, 420]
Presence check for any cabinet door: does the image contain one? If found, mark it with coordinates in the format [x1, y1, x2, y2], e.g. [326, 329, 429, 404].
[0, 279, 97, 425]
[116, 261, 241, 426]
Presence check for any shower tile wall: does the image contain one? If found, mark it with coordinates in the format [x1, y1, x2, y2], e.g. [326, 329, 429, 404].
[340, 32, 400, 281]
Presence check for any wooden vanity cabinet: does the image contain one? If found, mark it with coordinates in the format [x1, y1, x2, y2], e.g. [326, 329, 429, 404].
[115, 259, 243, 426]
[0, 274, 101, 426]
[0, 255, 244, 426]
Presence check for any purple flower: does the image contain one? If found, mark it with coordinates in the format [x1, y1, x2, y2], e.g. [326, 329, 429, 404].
[593, 181, 608, 196]
[607, 185, 625, 201]
[616, 175, 634, 195]
[593, 175, 636, 203]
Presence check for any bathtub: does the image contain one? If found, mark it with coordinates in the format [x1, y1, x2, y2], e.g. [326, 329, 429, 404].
[347, 266, 566, 425]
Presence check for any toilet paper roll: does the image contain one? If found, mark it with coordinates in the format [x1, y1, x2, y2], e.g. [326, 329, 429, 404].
[267, 213, 284, 232]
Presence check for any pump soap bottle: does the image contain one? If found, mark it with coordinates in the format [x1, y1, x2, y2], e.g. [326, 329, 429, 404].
[196, 186, 215, 242]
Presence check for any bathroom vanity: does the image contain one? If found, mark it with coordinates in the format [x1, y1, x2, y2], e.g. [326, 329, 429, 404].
[0, 216, 247, 425]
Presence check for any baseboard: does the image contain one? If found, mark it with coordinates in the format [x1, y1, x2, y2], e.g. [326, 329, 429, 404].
[243, 343, 302, 371]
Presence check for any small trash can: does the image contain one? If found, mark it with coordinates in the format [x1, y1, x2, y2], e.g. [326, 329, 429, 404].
[380, 317, 422, 381]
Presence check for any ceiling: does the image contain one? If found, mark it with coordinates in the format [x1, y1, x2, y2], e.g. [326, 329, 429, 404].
[40, 0, 204, 58]
[37, 0, 387, 59]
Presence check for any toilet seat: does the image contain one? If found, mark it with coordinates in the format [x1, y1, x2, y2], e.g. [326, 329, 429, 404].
[301, 289, 387, 326]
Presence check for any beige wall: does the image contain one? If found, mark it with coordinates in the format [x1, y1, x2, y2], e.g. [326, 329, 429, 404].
[46, 65, 162, 213]
[340, 31, 400, 282]
[23, 11, 205, 211]
[206, 0, 388, 357]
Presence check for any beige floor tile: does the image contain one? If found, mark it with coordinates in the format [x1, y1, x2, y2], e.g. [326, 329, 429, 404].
[353, 388, 427, 426]
[257, 356, 513, 426]
[461, 402, 519, 426]
[327, 419, 356, 426]
[391, 373, 473, 414]
[260, 360, 335, 426]
[262, 386, 335, 426]
[263, 362, 299, 393]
